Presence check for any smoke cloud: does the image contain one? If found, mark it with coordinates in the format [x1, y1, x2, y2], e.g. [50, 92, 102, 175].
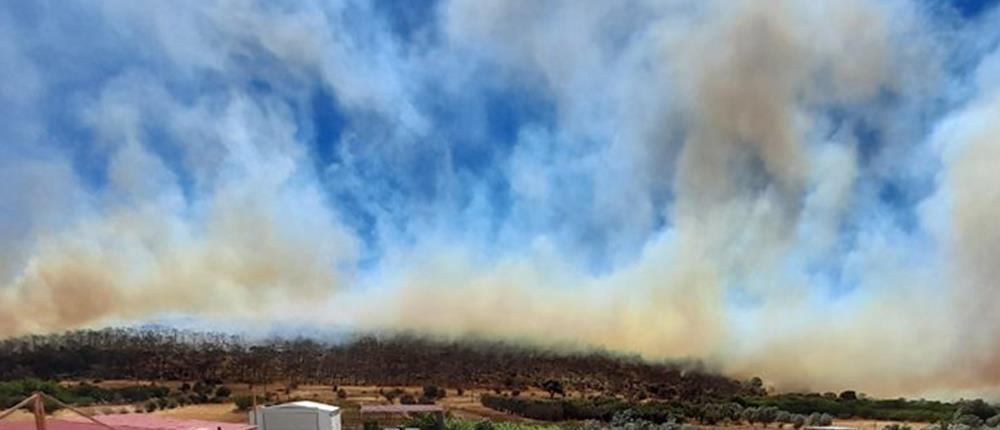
[2, 0, 1000, 398]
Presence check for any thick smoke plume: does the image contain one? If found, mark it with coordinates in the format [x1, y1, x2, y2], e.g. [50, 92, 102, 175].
[1, 0, 1000, 399]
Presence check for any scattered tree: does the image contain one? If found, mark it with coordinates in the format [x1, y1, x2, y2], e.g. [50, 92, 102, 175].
[840, 391, 858, 401]
[542, 380, 565, 398]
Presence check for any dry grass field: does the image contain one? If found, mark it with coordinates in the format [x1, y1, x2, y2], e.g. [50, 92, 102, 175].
[0, 382, 536, 427]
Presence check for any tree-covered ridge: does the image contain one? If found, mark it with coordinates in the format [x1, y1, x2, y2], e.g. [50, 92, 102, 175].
[0, 327, 747, 399]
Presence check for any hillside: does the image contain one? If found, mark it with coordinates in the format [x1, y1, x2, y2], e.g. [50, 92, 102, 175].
[0, 328, 753, 401]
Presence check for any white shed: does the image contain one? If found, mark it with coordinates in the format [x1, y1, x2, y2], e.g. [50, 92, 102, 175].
[250, 401, 342, 430]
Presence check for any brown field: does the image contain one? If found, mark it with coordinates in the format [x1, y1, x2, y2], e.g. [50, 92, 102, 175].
[1, 382, 536, 428]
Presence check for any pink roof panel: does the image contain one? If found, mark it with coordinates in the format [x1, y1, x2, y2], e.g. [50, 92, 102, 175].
[359, 405, 443, 414]
[0, 420, 124, 430]
[88, 415, 254, 430]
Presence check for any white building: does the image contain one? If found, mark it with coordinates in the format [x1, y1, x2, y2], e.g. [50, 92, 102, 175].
[249, 401, 342, 430]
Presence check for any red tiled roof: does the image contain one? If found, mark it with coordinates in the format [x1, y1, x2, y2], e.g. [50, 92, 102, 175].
[359, 405, 443, 414]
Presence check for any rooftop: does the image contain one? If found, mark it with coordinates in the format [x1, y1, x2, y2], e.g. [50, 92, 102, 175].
[265, 401, 339, 413]
[85, 414, 255, 430]
[359, 405, 444, 414]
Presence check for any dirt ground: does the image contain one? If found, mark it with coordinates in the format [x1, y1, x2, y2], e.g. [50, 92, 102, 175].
[0, 383, 532, 427]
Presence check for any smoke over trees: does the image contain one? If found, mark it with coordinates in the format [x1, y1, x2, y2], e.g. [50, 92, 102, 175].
[0, 327, 745, 399]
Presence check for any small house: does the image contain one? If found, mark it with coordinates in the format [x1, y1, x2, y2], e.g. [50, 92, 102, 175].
[250, 401, 341, 430]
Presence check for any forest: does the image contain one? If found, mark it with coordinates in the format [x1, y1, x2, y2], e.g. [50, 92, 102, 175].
[0, 327, 747, 399]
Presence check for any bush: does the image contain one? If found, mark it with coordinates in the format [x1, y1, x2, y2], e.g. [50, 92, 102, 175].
[740, 393, 956, 422]
[474, 421, 495, 430]
[193, 382, 212, 396]
[954, 414, 983, 427]
[234, 395, 262, 411]
[956, 400, 997, 421]
[541, 380, 565, 398]
[384, 388, 405, 403]
[776, 411, 793, 426]
[406, 413, 444, 430]
[482, 395, 565, 421]
[820, 413, 834, 426]
[117, 386, 170, 403]
[792, 415, 806, 429]
[337, 389, 347, 400]
[215, 386, 231, 398]
[756, 406, 780, 427]
[144, 400, 159, 413]
[424, 386, 446, 400]
[699, 404, 728, 425]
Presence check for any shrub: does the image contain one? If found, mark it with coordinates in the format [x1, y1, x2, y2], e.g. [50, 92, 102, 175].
[776, 411, 793, 427]
[384, 388, 405, 403]
[424, 386, 446, 400]
[792, 415, 806, 429]
[406, 413, 444, 430]
[193, 382, 212, 396]
[215, 386, 231, 398]
[541, 380, 565, 398]
[954, 414, 983, 427]
[956, 400, 997, 421]
[337, 389, 347, 400]
[482, 395, 565, 421]
[234, 395, 262, 411]
[757, 406, 780, 427]
[144, 400, 159, 413]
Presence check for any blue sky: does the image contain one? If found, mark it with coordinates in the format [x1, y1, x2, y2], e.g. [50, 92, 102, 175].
[2, 0, 1000, 397]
